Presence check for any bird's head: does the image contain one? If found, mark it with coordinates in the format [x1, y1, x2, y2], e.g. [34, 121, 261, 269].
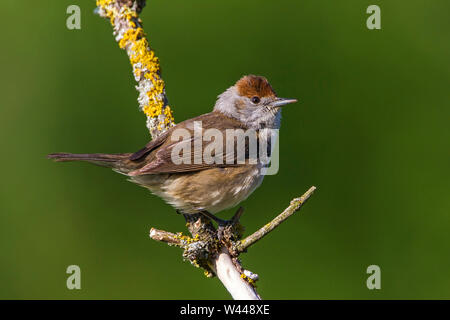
[214, 75, 297, 129]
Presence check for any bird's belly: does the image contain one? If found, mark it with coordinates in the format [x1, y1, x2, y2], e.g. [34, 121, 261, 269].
[133, 165, 264, 214]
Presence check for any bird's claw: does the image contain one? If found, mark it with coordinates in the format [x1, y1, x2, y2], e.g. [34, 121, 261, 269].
[199, 207, 244, 241]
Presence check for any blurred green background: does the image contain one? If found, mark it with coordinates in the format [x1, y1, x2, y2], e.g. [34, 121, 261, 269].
[0, 0, 449, 299]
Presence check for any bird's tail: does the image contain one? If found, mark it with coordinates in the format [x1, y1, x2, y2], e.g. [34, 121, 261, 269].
[47, 152, 131, 171]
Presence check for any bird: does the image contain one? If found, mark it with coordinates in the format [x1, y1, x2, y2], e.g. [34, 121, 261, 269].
[48, 75, 297, 224]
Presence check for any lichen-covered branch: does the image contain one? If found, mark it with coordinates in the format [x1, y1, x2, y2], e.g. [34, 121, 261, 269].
[150, 211, 262, 299]
[95, 0, 175, 138]
[237, 186, 317, 253]
[149, 188, 316, 300]
[212, 247, 261, 300]
[149, 228, 185, 248]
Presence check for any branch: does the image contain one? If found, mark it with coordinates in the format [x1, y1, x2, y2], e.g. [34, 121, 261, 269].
[149, 228, 184, 248]
[95, 0, 175, 138]
[211, 247, 261, 300]
[150, 212, 262, 300]
[237, 186, 317, 253]
[149, 187, 316, 300]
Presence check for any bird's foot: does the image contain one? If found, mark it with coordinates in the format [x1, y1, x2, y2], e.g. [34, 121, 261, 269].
[199, 208, 244, 241]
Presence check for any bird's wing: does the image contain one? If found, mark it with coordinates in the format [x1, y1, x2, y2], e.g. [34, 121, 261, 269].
[129, 129, 171, 161]
[128, 112, 259, 176]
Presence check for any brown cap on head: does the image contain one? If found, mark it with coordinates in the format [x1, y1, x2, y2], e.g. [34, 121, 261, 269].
[235, 75, 277, 98]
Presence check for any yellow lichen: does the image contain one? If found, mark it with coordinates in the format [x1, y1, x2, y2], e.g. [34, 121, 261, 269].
[240, 273, 256, 286]
[174, 232, 200, 245]
[96, 0, 175, 133]
[96, 0, 114, 7]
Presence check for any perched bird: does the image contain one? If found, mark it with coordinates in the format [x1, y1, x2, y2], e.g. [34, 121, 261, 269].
[48, 75, 297, 223]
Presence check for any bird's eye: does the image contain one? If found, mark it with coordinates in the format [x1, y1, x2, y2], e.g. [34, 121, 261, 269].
[251, 96, 260, 104]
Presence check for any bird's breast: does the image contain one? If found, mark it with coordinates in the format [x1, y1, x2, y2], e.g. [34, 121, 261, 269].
[135, 165, 265, 214]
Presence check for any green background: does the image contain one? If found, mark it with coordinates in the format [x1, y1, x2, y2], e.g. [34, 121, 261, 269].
[1, 0, 449, 299]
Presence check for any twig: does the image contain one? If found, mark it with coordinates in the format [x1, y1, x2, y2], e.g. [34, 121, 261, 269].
[149, 228, 184, 247]
[237, 186, 316, 253]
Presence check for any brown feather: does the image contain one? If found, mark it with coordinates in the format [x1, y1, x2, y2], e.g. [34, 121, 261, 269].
[127, 111, 263, 176]
[235, 75, 277, 98]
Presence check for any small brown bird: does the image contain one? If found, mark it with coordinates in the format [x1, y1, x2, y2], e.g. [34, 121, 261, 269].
[48, 75, 297, 223]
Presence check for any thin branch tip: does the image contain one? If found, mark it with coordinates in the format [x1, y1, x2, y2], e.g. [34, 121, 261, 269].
[237, 186, 316, 253]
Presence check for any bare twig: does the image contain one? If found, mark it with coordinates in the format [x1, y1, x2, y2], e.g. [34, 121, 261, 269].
[237, 186, 317, 253]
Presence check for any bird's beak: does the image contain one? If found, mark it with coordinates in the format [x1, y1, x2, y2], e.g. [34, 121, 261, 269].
[272, 98, 298, 107]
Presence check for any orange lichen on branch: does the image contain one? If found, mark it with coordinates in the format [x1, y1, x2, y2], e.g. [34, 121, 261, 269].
[96, 0, 175, 138]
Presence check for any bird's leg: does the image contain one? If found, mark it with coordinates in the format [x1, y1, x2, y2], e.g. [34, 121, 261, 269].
[230, 207, 244, 225]
[199, 210, 229, 226]
[199, 208, 244, 241]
